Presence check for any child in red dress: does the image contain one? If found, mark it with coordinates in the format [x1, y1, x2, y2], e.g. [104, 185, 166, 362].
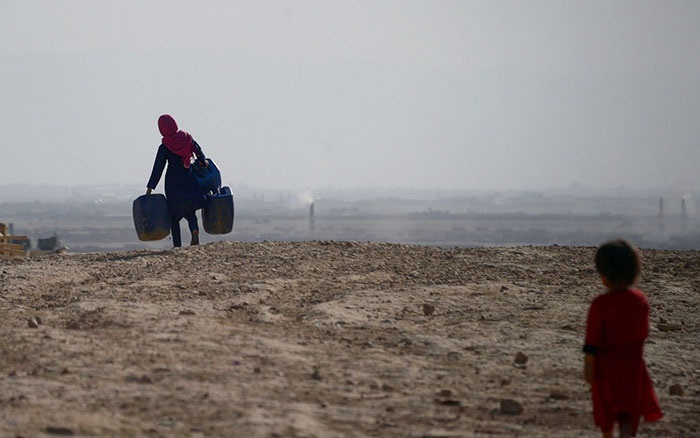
[583, 239, 663, 437]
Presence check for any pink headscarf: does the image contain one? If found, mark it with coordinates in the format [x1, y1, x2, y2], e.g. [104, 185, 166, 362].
[158, 114, 195, 168]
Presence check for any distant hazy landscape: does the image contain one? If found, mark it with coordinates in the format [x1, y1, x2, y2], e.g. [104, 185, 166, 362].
[2, 184, 699, 253]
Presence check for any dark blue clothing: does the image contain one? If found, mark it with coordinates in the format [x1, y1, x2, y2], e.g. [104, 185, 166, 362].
[147, 140, 207, 247]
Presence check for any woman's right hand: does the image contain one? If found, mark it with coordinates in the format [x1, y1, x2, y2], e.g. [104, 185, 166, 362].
[584, 354, 595, 384]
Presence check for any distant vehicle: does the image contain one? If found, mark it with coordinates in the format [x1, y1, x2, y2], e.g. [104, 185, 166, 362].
[0, 222, 30, 257]
[33, 233, 68, 255]
[38, 236, 59, 251]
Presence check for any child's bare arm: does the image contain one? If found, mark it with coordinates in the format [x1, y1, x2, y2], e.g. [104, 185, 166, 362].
[584, 353, 595, 384]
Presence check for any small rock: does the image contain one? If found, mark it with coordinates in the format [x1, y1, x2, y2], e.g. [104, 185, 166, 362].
[422, 303, 436, 316]
[310, 368, 322, 381]
[139, 375, 153, 384]
[211, 273, 228, 281]
[438, 398, 461, 406]
[500, 399, 524, 415]
[434, 391, 461, 405]
[126, 374, 153, 384]
[514, 352, 528, 368]
[65, 321, 81, 330]
[437, 389, 453, 398]
[548, 391, 568, 400]
[45, 427, 74, 436]
[179, 309, 196, 316]
[657, 322, 682, 332]
[446, 351, 461, 361]
[27, 317, 40, 329]
[669, 384, 684, 396]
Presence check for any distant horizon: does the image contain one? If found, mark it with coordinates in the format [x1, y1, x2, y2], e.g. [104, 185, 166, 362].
[1, 181, 698, 202]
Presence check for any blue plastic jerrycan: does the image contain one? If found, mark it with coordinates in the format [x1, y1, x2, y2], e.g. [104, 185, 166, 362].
[202, 186, 234, 234]
[191, 159, 222, 194]
[132, 194, 171, 241]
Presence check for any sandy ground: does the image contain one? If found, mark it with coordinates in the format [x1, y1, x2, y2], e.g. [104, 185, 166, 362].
[0, 241, 698, 437]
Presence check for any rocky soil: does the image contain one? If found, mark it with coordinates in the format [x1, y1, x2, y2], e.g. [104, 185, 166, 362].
[1, 241, 698, 437]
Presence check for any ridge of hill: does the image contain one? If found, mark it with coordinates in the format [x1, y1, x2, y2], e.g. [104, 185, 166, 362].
[1, 242, 698, 437]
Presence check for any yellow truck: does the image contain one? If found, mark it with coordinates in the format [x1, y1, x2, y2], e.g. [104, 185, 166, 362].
[0, 222, 29, 257]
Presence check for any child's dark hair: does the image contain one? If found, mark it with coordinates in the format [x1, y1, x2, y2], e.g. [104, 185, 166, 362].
[595, 239, 640, 287]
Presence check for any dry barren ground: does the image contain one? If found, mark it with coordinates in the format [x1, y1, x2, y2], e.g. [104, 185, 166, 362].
[1, 241, 698, 437]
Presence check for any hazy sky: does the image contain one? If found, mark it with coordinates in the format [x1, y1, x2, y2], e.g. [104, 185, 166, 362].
[1, 0, 699, 192]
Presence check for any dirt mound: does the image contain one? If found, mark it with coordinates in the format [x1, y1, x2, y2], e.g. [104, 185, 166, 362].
[1, 242, 698, 437]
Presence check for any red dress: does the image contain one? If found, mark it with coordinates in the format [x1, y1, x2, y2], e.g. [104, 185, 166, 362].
[584, 288, 663, 432]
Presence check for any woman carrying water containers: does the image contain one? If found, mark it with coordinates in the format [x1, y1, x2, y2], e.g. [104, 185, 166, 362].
[145, 114, 208, 247]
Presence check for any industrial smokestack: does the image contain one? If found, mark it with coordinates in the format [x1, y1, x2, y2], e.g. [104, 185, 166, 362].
[309, 201, 316, 235]
[681, 198, 688, 234]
